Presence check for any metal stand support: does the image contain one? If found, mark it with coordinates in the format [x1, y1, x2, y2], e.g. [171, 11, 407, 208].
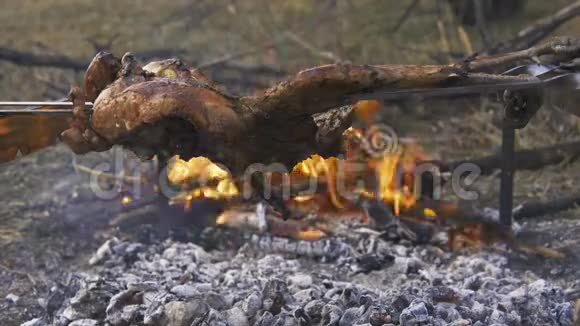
[499, 127, 515, 228]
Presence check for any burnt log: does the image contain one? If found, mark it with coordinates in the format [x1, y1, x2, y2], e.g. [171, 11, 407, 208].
[437, 140, 580, 176]
[514, 193, 580, 219]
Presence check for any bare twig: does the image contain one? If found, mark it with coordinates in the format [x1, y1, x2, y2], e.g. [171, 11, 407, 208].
[464, 36, 580, 71]
[0, 47, 87, 70]
[473, 0, 494, 48]
[489, 1, 580, 54]
[0, 46, 285, 91]
[0, 47, 188, 71]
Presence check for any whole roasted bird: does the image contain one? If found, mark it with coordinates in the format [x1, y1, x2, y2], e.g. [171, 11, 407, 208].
[3, 37, 580, 176]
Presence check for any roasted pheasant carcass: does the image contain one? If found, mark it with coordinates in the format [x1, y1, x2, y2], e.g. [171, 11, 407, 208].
[57, 37, 580, 176]
[1, 37, 578, 174]
[61, 52, 359, 175]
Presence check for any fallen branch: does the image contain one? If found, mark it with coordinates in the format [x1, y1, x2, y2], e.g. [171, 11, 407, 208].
[488, 1, 580, 54]
[411, 191, 579, 226]
[0, 47, 191, 71]
[0, 47, 86, 70]
[438, 140, 580, 175]
[465, 36, 580, 71]
[514, 193, 580, 220]
[0, 46, 284, 80]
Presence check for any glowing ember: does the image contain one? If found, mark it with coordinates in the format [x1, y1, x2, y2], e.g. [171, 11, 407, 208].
[291, 155, 345, 209]
[423, 208, 437, 218]
[120, 196, 133, 205]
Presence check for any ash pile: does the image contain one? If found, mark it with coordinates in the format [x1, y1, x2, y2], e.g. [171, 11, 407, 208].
[22, 232, 575, 326]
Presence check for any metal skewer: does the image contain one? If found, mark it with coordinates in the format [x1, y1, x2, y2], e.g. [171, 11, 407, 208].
[0, 109, 81, 116]
[0, 70, 578, 117]
[0, 101, 93, 116]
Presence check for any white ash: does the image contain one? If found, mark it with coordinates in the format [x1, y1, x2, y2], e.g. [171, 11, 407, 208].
[6, 293, 20, 304]
[24, 234, 575, 326]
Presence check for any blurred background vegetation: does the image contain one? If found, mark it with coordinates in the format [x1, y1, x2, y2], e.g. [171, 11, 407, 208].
[1, 0, 579, 100]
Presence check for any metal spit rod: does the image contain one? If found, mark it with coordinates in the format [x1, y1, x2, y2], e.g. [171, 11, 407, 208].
[0, 102, 94, 116]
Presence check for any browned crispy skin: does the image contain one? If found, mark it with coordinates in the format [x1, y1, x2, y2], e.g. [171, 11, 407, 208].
[83, 51, 121, 102]
[6, 37, 578, 170]
[62, 54, 252, 171]
[68, 54, 539, 174]
[92, 80, 243, 143]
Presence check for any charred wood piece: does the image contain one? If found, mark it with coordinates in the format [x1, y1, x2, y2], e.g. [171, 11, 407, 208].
[514, 193, 580, 220]
[438, 140, 580, 176]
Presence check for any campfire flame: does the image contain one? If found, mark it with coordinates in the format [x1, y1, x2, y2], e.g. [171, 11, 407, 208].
[166, 100, 430, 221]
[113, 101, 564, 257]
[167, 156, 239, 210]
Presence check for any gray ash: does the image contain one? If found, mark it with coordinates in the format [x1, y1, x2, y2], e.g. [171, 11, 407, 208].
[22, 232, 576, 326]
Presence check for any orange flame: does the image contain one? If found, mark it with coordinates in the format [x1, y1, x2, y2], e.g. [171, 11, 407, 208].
[166, 156, 239, 210]
[166, 100, 429, 221]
